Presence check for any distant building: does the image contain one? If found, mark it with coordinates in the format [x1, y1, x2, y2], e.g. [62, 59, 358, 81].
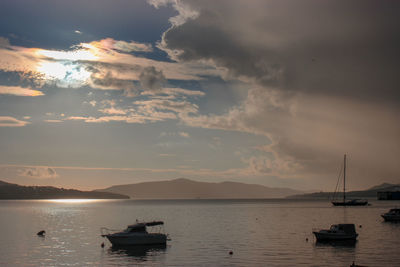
[377, 191, 400, 200]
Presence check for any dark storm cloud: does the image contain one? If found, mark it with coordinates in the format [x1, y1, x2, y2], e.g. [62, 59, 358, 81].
[139, 66, 166, 91]
[89, 71, 135, 91]
[153, 0, 400, 187]
[159, 0, 400, 104]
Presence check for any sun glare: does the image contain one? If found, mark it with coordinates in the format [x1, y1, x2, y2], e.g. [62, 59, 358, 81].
[37, 49, 98, 61]
[34, 46, 98, 87]
[37, 61, 92, 87]
[46, 199, 103, 204]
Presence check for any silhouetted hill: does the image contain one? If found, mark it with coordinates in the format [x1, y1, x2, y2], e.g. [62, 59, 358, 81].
[97, 178, 302, 199]
[367, 183, 400, 191]
[0, 180, 129, 199]
[287, 183, 400, 199]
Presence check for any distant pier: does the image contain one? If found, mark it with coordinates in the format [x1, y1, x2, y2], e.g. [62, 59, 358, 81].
[377, 191, 400, 200]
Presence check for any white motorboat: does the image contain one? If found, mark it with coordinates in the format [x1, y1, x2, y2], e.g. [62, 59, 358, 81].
[381, 208, 400, 222]
[313, 224, 358, 241]
[101, 221, 167, 246]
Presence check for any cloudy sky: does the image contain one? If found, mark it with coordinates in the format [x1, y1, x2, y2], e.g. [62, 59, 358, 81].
[0, 0, 399, 191]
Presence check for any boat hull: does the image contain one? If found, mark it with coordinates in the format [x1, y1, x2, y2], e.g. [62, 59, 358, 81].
[332, 201, 368, 206]
[313, 231, 358, 241]
[381, 214, 400, 222]
[105, 233, 167, 246]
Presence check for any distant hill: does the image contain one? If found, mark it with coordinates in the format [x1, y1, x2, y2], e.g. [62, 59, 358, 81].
[0, 180, 129, 199]
[96, 178, 302, 199]
[288, 183, 400, 199]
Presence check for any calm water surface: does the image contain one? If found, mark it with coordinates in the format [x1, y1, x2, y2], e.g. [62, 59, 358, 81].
[0, 199, 399, 266]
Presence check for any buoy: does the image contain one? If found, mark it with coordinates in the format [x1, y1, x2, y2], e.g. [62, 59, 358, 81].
[359, 225, 362, 228]
[306, 238, 308, 242]
[101, 242, 105, 248]
[229, 251, 233, 255]
[37, 230, 45, 236]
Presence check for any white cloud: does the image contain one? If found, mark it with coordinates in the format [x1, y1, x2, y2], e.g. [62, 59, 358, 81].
[0, 116, 30, 127]
[178, 131, 189, 138]
[99, 107, 127, 115]
[113, 39, 153, 53]
[0, 37, 222, 93]
[134, 99, 199, 115]
[0, 85, 44, 96]
[162, 87, 204, 96]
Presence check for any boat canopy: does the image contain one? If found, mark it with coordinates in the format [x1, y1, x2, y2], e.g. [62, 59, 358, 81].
[334, 224, 356, 234]
[145, 221, 164, 226]
[127, 221, 164, 230]
[389, 208, 400, 213]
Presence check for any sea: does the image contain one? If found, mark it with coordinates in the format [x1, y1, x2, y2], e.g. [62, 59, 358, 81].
[0, 199, 399, 267]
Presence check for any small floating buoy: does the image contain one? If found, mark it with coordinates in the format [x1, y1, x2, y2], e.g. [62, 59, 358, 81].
[306, 238, 308, 242]
[37, 230, 45, 236]
[101, 242, 105, 248]
[229, 251, 233, 255]
[359, 225, 362, 228]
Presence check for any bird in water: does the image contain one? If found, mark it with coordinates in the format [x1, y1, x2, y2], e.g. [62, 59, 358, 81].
[37, 230, 46, 236]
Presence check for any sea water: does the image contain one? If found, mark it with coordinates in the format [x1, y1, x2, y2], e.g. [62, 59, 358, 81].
[0, 199, 399, 266]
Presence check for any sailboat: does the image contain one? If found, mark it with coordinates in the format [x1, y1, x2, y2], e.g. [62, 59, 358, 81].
[331, 154, 368, 206]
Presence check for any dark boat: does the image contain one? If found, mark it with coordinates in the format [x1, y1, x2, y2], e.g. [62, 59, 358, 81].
[313, 223, 358, 241]
[332, 199, 369, 206]
[381, 208, 400, 222]
[331, 154, 368, 206]
[101, 221, 167, 246]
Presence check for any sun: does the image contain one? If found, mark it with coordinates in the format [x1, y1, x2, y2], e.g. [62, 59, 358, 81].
[35, 47, 98, 87]
[37, 61, 92, 87]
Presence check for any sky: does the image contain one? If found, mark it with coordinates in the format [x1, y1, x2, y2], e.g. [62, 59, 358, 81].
[0, 0, 399, 191]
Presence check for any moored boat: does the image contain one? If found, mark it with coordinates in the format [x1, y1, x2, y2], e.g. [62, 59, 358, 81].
[331, 155, 368, 206]
[313, 224, 358, 241]
[332, 199, 369, 206]
[101, 221, 168, 246]
[381, 208, 400, 222]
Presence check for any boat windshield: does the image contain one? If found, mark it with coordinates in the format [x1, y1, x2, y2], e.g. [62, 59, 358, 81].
[330, 225, 338, 231]
[126, 225, 147, 233]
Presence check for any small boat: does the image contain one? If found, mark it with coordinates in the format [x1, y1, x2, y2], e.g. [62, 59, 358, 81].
[313, 224, 358, 241]
[101, 221, 167, 246]
[381, 208, 400, 222]
[331, 154, 368, 206]
[332, 199, 369, 206]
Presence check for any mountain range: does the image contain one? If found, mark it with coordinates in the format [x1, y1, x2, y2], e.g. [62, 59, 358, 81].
[1, 178, 398, 200]
[96, 178, 302, 199]
[288, 183, 400, 199]
[0, 180, 129, 199]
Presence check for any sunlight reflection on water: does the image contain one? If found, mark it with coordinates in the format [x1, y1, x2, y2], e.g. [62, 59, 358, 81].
[42, 199, 108, 204]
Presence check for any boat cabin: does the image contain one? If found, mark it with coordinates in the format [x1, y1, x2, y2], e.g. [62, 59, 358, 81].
[125, 221, 164, 233]
[329, 224, 357, 234]
[388, 208, 400, 214]
[126, 223, 147, 233]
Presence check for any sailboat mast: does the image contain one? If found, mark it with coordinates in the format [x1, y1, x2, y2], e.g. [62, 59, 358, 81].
[343, 154, 346, 203]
